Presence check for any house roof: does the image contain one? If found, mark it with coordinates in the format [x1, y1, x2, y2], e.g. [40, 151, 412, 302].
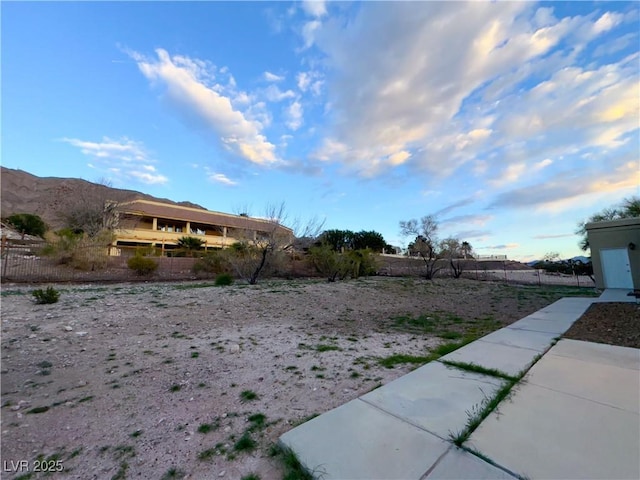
[586, 217, 640, 231]
[117, 199, 293, 234]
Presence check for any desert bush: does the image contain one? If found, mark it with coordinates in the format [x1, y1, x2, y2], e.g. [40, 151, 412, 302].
[308, 246, 378, 281]
[308, 244, 348, 282]
[214, 273, 234, 286]
[41, 229, 112, 270]
[193, 251, 228, 275]
[32, 287, 60, 304]
[347, 249, 378, 278]
[127, 255, 158, 276]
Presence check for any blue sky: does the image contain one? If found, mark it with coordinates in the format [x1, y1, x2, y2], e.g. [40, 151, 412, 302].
[2, 1, 639, 261]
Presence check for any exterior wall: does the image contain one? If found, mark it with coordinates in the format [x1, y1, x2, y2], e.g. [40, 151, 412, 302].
[586, 218, 640, 290]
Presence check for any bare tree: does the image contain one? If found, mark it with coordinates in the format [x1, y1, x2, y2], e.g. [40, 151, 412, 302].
[399, 214, 442, 279]
[226, 203, 324, 284]
[57, 178, 123, 237]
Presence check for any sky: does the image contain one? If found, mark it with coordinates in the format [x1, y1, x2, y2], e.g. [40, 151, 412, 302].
[2, 1, 639, 261]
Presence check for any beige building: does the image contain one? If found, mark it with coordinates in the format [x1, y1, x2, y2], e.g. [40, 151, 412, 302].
[112, 199, 293, 254]
[586, 217, 639, 290]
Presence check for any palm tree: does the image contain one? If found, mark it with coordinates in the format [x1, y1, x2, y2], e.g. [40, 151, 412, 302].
[177, 236, 205, 257]
[461, 241, 473, 259]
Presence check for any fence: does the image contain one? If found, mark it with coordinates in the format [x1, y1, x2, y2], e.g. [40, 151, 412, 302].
[0, 241, 315, 283]
[0, 241, 594, 287]
[377, 257, 595, 287]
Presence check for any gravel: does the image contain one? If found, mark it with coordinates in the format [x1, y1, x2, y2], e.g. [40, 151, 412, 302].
[0, 277, 595, 479]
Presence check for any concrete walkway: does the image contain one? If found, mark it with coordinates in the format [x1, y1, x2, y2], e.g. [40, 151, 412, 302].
[279, 292, 639, 479]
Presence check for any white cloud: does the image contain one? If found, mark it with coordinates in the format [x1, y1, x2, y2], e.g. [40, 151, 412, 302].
[61, 136, 169, 185]
[301, 2, 637, 189]
[302, 20, 321, 49]
[301, 0, 327, 18]
[285, 101, 303, 131]
[208, 173, 238, 186]
[129, 170, 169, 185]
[480, 243, 520, 250]
[264, 71, 284, 82]
[264, 85, 296, 102]
[131, 48, 278, 166]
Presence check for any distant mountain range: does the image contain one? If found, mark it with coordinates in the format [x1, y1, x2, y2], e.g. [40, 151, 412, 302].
[527, 255, 591, 266]
[0, 167, 206, 230]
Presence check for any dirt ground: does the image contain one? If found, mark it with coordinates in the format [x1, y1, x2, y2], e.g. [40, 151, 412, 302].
[564, 302, 640, 348]
[0, 277, 596, 480]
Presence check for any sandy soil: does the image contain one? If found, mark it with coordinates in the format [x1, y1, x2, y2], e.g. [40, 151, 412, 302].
[0, 277, 595, 480]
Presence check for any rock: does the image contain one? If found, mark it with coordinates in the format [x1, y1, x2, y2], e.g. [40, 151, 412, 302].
[64, 326, 73, 331]
[229, 344, 240, 353]
[75, 331, 88, 336]
[218, 471, 226, 477]
[223, 426, 231, 433]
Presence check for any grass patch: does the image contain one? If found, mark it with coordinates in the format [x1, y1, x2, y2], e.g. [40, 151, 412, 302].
[234, 432, 257, 452]
[315, 344, 341, 352]
[241, 474, 260, 480]
[378, 354, 435, 369]
[247, 413, 266, 431]
[111, 461, 128, 480]
[160, 467, 185, 480]
[240, 390, 259, 402]
[197, 420, 220, 434]
[26, 406, 50, 414]
[269, 443, 314, 480]
[440, 360, 518, 382]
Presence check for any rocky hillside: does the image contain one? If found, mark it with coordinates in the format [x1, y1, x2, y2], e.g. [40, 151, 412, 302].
[0, 167, 205, 230]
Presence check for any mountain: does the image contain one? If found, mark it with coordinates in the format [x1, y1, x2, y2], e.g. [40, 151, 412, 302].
[0, 167, 206, 230]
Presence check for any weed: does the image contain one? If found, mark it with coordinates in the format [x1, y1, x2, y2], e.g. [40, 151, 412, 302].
[241, 474, 261, 480]
[130, 430, 143, 438]
[350, 371, 361, 378]
[191, 351, 199, 358]
[432, 339, 473, 357]
[197, 448, 217, 461]
[215, 273, 234, 286]
[161, 467, 185, 480]
[197, 420, 220, 434]
[26, 406, 50, 414]
[247, 413, 266, 431]
[111, 461, 128, 480]
[240, 390, 259, 402]
[67, 447, 83, 459]
[112, 445, 135, 460]
[378, 354, 435, 368]
[169, 384, 181, 392]
[78, 395, 94, 403]
[32, 287, 60, 304]
[269, 444, 314, 480]
[315, 344, 341, 352]
[234, 432, 257, 452]
[440, 361, 518, 382]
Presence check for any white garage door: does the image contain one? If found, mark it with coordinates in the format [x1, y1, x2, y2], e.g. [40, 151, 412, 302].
[601, 248, 633, 289]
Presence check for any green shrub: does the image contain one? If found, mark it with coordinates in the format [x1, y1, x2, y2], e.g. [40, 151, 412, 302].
[7, 213, 47, 237]
[214, 273, 233, 286]
[127, 255, 158, 276]
[32, 287, 60, 304]
[192, 251, 227, 275]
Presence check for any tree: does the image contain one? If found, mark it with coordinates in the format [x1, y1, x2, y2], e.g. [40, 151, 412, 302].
[57, 178, 123, 238]
[318, 229, 355, 251]
[461, 241, 474, 259]
[576, 196, 640, 251]
[352, 230, 387, 252]
[177, 236, 205, 257]
[226, 203, 324, 284]
[6, 213, 47, 238]
[399, 215, 441, 279]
